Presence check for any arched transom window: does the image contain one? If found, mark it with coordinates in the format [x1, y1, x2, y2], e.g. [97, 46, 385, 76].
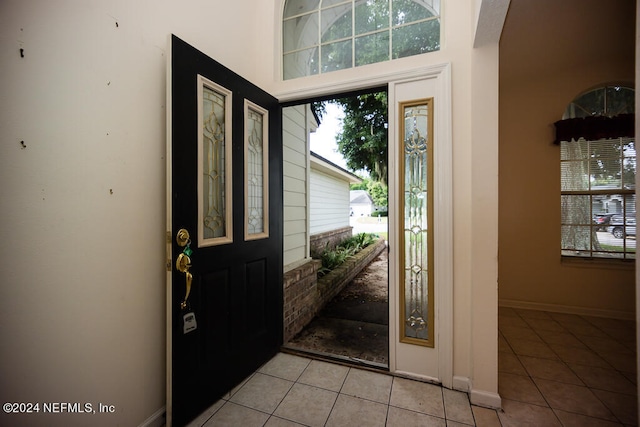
[283, 0, 441, 80]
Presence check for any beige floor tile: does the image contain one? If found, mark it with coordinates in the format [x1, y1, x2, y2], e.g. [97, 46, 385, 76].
[515, 309, 553, 320]
[508, 338, 558, 359]
[447, 421, 473, 427]
[592, 389, 638, 425]
[563, 322, 609, 338]
[325, 394, 388, 427]
[202, 402, 269, 427]
[533, 378, 616, 420]
[537, 330, 588, 348]
[498, 372, 547, 406]
[553, 409, 623, 427]
[258, 353, 311, 381]
[186, 399, 225, 427]
[582, 336, 634, 356]
[600, 326, 637, 343]
[386, 405, 446, 427]
[229, 372, 293, 413]
[500, 326, 542, 343]
[443, 388, 474, 425]
[341, 368, 393, 403]
[522, 317, 566, 332]
[519, 355, 583, 385]
[390, 377, 445, 417]
[499, 334, 513, 353]
[569, 364, 636, 395]
[297, 359, 349, 392]
[499, 315, 529, 328]
[223, 373, 254, 399]
[497, 399, 561, 427]
[621, 370, 637, 385]
[583, 315, 632, 331]
[273, 383, 337, 427]
[264, 416, 306, 426]
[498, 307, 519, 317]
[598, 351, 637, 374]
[471, 405, 501, 427]
[547, 343, 611, 367]
[549, 312, 592, 327]
[499, 352, 528, 376]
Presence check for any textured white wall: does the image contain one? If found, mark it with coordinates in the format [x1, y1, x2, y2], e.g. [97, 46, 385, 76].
[0, 1, 265, 426]
[0, 1, 506, 425]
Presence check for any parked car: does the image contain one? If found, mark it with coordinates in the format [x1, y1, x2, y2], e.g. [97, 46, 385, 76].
[608, 215, 636, 239]
[593, 213, 615, 231]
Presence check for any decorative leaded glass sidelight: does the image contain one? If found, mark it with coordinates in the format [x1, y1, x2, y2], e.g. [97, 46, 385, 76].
[245, 100, 269, 240]
[198, 75, 233, 247]
[399, 99, 434, 347]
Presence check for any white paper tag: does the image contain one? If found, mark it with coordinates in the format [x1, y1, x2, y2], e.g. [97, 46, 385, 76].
[183, 312, 197, 334]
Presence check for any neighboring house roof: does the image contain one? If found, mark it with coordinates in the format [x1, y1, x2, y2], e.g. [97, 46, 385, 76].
[310, 152, 361, 184]
[350, 190, 373, 205]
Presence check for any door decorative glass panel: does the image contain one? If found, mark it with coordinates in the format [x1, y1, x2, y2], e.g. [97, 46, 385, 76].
[198, 75, 233, 247]
[245, 100, 269, 240]
[399, 98, 434, 347]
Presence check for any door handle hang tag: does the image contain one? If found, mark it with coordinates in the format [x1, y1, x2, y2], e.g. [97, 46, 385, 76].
[183, 311, 197, 334]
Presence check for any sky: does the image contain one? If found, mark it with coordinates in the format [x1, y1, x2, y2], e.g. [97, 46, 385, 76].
[309, 103, 348, 169]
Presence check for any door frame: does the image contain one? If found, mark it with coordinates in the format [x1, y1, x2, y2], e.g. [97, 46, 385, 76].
[165, 57, 453, 420]
[276, 63, 453, 387]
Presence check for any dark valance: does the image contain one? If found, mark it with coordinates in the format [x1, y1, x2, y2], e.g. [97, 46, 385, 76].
[553, 113, 635, 144]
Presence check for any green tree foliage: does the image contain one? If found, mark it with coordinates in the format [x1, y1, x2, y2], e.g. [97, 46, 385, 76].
[319, 0, 440, 70]
[330, 91, 388, 185]
[352, 177, 388, 208]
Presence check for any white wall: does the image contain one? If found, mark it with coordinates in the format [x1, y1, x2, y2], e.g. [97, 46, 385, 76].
[283, 105, 310, 268]
[0, 1, 268, 426]
[267, 0, 500, 404]
[309, 170, 350, 234]
[0, 2, 504, 426]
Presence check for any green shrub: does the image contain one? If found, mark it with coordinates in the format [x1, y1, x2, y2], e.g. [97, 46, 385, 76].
[316, 233, 378, 276]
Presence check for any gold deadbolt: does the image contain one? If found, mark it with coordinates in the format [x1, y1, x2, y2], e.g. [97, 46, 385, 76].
[176, 228, 190, 247]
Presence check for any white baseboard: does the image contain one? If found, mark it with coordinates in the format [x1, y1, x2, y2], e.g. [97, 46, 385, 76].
[138, 407, 166, 427]
[469, 389, 502, 409]
[452, 376, 470, 392]
[499, 299, 635, 321]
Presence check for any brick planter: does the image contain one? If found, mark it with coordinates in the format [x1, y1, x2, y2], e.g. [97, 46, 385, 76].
[283, 238, 387, 342]
[316, 238, 386, 308]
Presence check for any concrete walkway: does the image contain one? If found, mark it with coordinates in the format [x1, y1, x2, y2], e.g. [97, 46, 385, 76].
[285, 247, 389, 368]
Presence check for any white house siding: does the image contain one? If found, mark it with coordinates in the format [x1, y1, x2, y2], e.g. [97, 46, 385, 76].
[310, 170, 350, 235]
[283, 105, 310, 268]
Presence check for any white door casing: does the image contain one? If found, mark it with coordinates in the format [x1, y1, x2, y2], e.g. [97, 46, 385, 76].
[276, 63, 453, 385]
[388, 66, 453, 386]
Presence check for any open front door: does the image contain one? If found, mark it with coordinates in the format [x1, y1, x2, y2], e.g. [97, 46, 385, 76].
[166, 35, 283, 427]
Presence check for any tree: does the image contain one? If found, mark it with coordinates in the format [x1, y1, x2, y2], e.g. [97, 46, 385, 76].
[329, 92, 388, 185]
[351, 177, 388, 208]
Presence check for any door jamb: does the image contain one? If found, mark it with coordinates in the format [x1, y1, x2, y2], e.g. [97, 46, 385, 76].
[274, 63, 453, 388]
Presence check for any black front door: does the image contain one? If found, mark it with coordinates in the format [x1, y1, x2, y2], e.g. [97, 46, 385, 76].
[168, 35, 283, 427]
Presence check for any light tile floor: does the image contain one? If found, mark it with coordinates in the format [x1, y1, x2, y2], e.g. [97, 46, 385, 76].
[187, 352, 500, 427]
[498, 307, 637, 426]
[187, 308, 638, 427]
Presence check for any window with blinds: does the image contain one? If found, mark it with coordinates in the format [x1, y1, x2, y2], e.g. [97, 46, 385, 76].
[560, 137, 636, 259]
[559, 85, 635, 260]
